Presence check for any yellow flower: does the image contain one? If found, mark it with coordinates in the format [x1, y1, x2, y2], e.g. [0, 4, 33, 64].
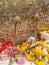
[40, 31, 43, 34]
[35, 59, 45, 65]
[40, 30, 49, 34]
[46, 54, 49, 59]
[21, 42, 29, 51]
[47, 47, 49, 53]
[47, 30, 49, 33]
[32, 47, 43, 57]
[16, 44, 21, 50]
[37, 41, 45, 47]
[46, 54, 49, 63]
[25, 52, 35, 62]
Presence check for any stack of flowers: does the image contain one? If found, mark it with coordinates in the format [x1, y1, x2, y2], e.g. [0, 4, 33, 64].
[0, 36, 49, 65]
[13, 38, 49, 65]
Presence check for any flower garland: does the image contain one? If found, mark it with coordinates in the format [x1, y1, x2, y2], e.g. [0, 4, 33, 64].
[0, 36, 49, 65]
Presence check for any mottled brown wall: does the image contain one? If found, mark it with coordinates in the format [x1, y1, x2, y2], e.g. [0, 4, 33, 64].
[0, 20, 34, 43]
[0, 18, 49, 43]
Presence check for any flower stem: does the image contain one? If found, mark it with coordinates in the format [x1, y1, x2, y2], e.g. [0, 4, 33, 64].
[8, 23, 17, 65]
[30, 62, 32, 65]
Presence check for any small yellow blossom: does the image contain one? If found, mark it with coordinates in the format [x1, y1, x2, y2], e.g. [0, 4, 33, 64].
[35, 59, 45, 65]
[32, 47, 43, 57]
[46, 54, 49, 63]
[25, 52, 35, 62]
[21, 42, 29, 51]
[46, 54, 49, 59]
[47, 47, 49, 53]
[40, 30, 49, 34]
[37, 41, 45, 47]
[16, 44, 21, 50]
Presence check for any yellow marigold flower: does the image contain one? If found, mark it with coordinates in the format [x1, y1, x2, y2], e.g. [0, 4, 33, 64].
[25, 52, 35, 62]
[46, 54, 49, 59]
[16, 44, 21, 50]
[32, 47, 43, 57]
[47, 30, 49, 33]
[40, 31, 43, 34]
[46, 54, 49, 63]
[37, 41, 45, 47]
[40, 30, 49, 34]
[35, 59, 45, 65]
[21, 42, 29, 51]
[47, 47, 49, 53]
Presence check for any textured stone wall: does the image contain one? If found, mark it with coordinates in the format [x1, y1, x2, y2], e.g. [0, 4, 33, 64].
[0, 20, 34, 43]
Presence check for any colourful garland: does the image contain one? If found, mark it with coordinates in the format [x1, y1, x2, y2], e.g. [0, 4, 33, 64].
[0, 36, 49, 65]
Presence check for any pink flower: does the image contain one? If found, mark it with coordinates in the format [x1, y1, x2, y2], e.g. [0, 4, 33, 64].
[27, 36, 35, 44]
[0, 53, 8, 61]
[13, 48, 26, 65]
[15, 56, 26, 65]
[7, 49, 12, 57]
[41, 33, 49, 40]
[14, 48, 20, 53]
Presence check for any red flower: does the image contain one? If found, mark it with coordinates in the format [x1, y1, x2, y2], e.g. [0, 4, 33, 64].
[0, 40, 13, 53]
[0, 43, 6, 52]
[5, 41, 13, 47]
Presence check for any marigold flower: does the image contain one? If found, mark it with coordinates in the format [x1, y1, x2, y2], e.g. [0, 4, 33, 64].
[46, 54, 49, 63]
[37, 41, 45, 47]
[35, 59, 45, 65]
[16, 44, 21, 50]
[32, 47, 43, 57]
[46, 54, 49, 59]
[25, 52, 35, 62]
[21, 42, 29, 51]
[47, 47, 49, 53]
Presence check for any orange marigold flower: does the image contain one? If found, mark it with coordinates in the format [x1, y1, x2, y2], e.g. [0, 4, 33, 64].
[21, 42, 29, 51]
[16, 44, 21, 50]
[37, 41, 45, 47]
[25, 52, 35, 62]
[46, 54, 49, 59]
[32, 47, 43, 57]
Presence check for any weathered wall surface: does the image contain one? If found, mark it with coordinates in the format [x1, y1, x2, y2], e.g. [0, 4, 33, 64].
[0, 16, 49, 43]
[0, 20, 34, 43]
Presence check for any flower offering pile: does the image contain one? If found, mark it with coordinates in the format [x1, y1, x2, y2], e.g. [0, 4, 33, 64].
[0, 33, 49, 65]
